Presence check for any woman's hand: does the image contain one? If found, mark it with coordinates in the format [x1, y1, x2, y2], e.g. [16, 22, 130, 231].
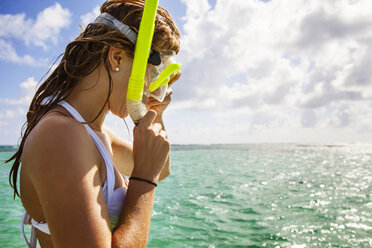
[131, 110, 170, 182]
[145, 88, 173, 118]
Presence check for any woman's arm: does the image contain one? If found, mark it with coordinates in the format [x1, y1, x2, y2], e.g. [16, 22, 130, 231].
[112, 110, 170, 247]
[104, 123, 170, 182]
[103, 125, 135, 177]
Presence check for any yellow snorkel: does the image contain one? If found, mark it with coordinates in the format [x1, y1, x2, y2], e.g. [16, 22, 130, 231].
[126, 0, 159, 125]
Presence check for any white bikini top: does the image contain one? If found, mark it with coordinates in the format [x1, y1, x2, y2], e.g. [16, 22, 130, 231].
[21, 100, 127, 248]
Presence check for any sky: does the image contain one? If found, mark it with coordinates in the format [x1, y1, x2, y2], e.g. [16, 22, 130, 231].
[1, 0, 372, 145]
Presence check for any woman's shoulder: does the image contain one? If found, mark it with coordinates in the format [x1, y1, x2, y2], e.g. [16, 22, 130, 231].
[31, 109, 87, 143]
[22, 110, 100, 173]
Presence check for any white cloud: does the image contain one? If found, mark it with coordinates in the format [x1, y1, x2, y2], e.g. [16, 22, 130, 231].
[0, 13, 30, 39]
[0, 77, 39, 144]
[80, 6, 100, 28]
[4, 108, 25, 118]
[30, 3, 72, 48]
[21, 77, 39, 95]
[1, 77, 38, 106]
[0, 120, 6, 127]
[180, 0, 210, 19]
[0, 3, 71, 50]
[0, 39, 38, 65]
[172, 0, 372, 142]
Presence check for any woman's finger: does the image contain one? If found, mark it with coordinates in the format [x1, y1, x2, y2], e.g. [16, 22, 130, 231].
[138, 110, 157, 128]
[168, 71, 181, 87]
[165, 88, 173, 96]
[159, 130, 167, 138]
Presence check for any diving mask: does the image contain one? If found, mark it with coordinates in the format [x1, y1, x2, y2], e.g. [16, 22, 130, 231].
[144, 51, 181, 102]
[93, 12, 181, 103]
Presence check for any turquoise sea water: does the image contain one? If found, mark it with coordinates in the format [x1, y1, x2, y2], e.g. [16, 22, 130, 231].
[0, 144, 371, 247]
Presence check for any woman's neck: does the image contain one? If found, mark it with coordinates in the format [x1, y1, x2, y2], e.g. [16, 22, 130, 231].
[65, 65, 110, 132]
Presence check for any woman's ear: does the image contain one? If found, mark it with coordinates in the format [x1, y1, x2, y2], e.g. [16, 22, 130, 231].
[108, 46, 124, 72]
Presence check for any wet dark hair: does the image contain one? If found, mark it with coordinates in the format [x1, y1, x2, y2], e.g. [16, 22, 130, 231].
[6, 0, 180, 198]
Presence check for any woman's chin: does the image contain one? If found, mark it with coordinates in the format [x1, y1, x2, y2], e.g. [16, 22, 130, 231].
[119, 110, 129, 119]
[116, 112, 128, 119]
[110, 108, 128, 119]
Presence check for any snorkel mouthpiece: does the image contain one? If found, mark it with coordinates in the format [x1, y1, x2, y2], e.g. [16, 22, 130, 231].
[127, 0, 159, 125]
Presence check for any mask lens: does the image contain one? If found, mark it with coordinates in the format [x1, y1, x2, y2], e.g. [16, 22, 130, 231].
[150, 84, 168, 102]
[144, 53, 181, 102]
[144, 64, 164, 101]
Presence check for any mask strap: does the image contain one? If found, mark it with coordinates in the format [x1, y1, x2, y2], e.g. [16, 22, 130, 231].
[94, 12, 137, 44]
[93, 12, 161, 66]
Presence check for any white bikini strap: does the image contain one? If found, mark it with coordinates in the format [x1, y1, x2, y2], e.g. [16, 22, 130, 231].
[21, 212, 37, 248]
[31, 219, 50, 234]
[58, 100, 115, 205]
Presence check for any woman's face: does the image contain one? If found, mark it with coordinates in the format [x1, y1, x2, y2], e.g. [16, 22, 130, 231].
[108, 54, 133, 118]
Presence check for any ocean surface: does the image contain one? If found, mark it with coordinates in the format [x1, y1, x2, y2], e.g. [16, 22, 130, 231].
[0, 144, 371, 247]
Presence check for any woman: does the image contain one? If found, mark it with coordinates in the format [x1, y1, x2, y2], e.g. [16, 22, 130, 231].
[6, 0, 181, 247]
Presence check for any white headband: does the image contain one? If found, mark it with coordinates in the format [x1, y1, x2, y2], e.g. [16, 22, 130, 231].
[93, 12, 161, 65]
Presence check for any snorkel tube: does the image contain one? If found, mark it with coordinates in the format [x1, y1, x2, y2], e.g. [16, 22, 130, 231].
[126, 0, 159, 125]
